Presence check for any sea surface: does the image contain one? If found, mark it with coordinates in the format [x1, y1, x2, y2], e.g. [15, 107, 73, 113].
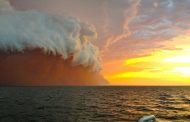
[0, 86, 190, 122]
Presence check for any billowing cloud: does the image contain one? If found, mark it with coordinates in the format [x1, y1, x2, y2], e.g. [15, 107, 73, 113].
[4, 0, 190, 85]
[8, 0, 190, 60]
[0, 0, 109, 85]
[9, 0, 141, 50]
[0, 0, 101, 72]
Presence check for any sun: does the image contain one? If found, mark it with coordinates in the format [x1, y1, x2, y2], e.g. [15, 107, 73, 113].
[173, 67, 190, 76]
[163, 55, 190, 63]
[163, 55, 190, 76]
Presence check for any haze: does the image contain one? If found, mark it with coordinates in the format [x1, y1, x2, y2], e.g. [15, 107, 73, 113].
[5, 0, 190, 85]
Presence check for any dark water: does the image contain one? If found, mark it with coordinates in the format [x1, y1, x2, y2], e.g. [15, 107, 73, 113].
[0, 87, 190, 122]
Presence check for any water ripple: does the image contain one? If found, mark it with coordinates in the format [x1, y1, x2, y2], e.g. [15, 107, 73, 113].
[0, 86, 190, 122]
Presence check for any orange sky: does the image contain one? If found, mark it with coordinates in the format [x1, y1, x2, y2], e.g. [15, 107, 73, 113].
[8, 0, 190, 86]
[102, 34, 190, 85]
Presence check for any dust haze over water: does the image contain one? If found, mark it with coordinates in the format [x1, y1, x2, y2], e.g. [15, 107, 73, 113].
[0, 1, 190, 122]
[2, 0, 190, 85]
[0, 0, 108, 85]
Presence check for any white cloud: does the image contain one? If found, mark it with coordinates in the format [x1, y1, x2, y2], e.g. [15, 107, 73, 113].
[0, 0, 101, 71]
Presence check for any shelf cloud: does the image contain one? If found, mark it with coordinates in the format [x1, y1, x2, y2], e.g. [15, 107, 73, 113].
[0, 0, 101, 72]
[0, 0, 107, 85]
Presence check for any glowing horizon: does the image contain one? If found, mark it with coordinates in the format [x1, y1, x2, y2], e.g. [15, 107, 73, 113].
[103, 35, 190, 85]
[2, 0, 190, 86]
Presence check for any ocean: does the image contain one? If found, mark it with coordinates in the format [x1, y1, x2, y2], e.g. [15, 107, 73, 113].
[0, 86, 190, 122]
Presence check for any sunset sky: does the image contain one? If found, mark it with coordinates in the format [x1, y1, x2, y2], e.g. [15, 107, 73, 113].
[9, 0, 190, 85]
